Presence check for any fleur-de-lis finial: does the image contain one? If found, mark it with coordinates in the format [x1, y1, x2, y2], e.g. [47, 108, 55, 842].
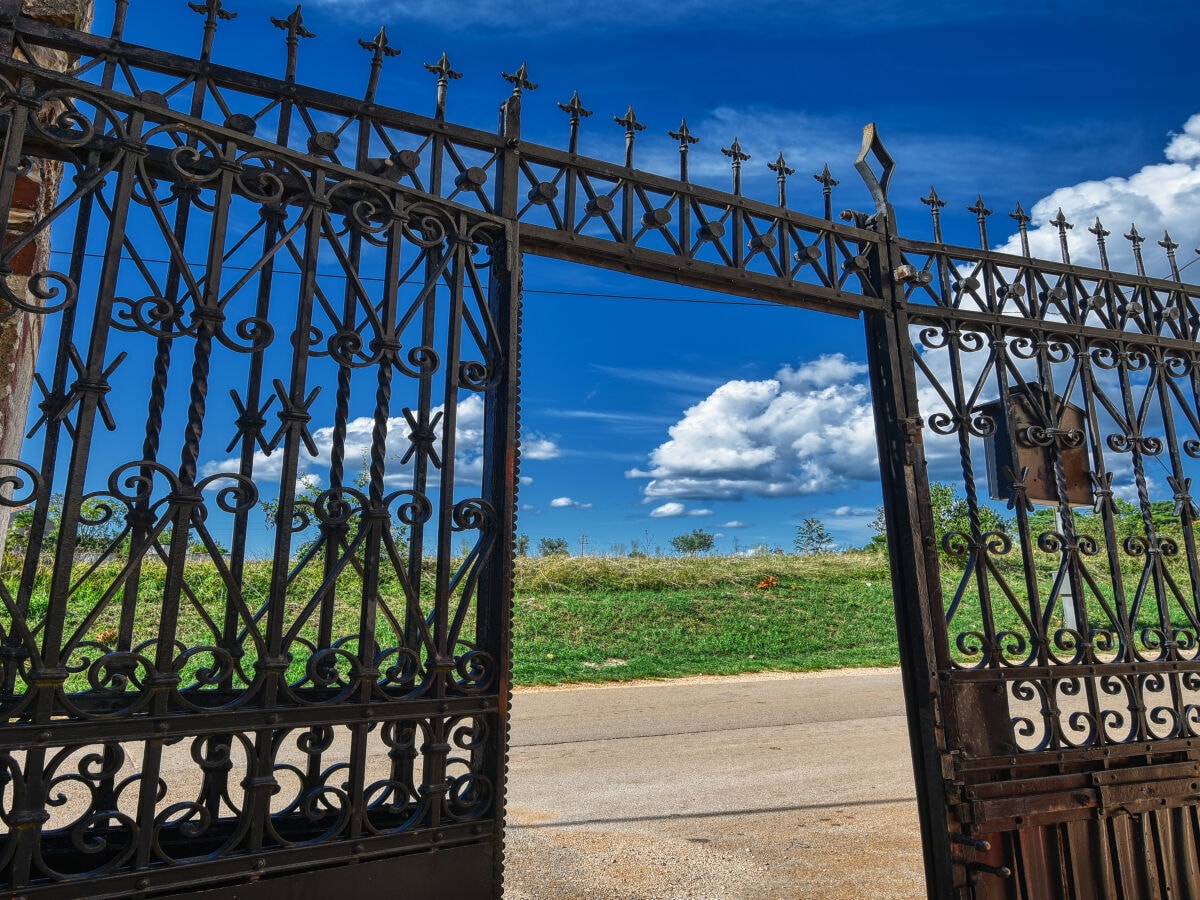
[271, 5, 313, 41]
[271, 6, 314, 83]
[424, 51, 462, 120]
[721, 137, 750, 196]
[768, 152, 794, 207]
[189, 0, 236, 61]
[557, 90, 592, 154]
[615, 106, 646, 168]
[668, 119, 699, 182]
[1088, 217, 1111, 270]
[968, 195, 993, 249]
[1010, 202, 1031, 257]
[921, 186, 945, 242]
[502, 62, 537, 97]
[1050, 208, 1073, 264]
[1161, 231, 1182, 281]
[359, 26, 400, 103]
[1125, 223, 1147, 276]
[816, 165, 840, 221]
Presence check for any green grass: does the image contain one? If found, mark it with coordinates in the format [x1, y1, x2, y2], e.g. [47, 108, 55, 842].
[511, 552, 900, 684]
[5, 546, 1196, 691]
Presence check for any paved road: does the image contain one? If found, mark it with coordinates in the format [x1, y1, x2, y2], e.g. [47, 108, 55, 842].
[505, 668, 927, 899]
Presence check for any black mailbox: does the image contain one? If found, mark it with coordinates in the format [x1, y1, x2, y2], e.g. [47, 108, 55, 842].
[981, 387, 1094, 508]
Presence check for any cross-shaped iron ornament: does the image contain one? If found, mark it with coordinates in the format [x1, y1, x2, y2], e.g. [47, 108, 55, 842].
[1089, 217, 1111, 270]
[424, 52, 462, 120]
[270, 5, 314, 84]
[502, 62, 537, 98]
[667, 119, 699, 182]
[1049, 207, 1073, 264]
[921, 186, 946, 243]
[557, 90, 592, 154]
[359, 26, 400, 104]
[188, 0, 236, 61]
[1160, 231, 1182, 281]
[1125, 223, 1147, 275]
[1009, 202, 1031, 256]
[967, 195, 992, 250]
[767, 152, 794, 207]
[721, 137, 750, 196]
[615, 106, 646, 168]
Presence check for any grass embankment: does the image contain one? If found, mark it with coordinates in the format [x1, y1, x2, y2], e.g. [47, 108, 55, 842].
[511, 552, 899, 685]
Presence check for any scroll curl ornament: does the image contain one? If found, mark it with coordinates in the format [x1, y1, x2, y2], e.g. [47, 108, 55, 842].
[0, 266, 78, 318]
[0, 459, 42, 507]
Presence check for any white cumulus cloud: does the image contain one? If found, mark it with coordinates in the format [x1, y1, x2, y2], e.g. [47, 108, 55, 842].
[993, 113, 1200, 277]
[629, 354, 880, 502]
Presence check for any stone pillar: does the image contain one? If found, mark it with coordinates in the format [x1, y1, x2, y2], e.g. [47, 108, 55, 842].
[0, 0, 93, 557]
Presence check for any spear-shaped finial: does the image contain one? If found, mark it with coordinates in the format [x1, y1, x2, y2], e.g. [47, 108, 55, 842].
[721, 137, 750, 196]
[668, 119, 699, 182]
[423, 51, 462, 120]
[1050, 208, 1073, 264]
[815, 164, 840, 222]
[1161, 231, 1182, 281]
[615, 106, 646, 169]
[1088, 217, 1111, 270]
[1125, 223, 1147, 276]
[768, 152, 795, 208]
[967, 195, 993, 250]
[271, 6, 314, 84]
[557, 90, 592, 155]
[1010, 202, 1031, 257]
[188, 0, 236, 62]
[359, 26, 400, 104]
[921, 186, 945, 242]
[502, 62, 538, 98]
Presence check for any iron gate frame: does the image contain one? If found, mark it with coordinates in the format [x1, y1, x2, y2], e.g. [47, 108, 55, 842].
[3, 3, 1200, 898]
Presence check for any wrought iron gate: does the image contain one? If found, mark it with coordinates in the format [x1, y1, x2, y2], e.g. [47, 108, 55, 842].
[2, 2, 1199, 898]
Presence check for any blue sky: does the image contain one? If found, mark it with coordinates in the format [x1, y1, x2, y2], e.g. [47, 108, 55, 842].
[70, 0, 1200, 555]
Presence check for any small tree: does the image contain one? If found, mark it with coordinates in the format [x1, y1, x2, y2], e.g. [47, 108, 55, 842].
[794, 517, 834, 555]
[514, 533, 530, 557]
[669, 528, 715, 555]
[538, 536, 569, 556]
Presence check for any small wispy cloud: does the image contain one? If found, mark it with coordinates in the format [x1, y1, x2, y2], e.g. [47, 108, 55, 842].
[649, 502, 712, 518]
[550, 496, 592, 509]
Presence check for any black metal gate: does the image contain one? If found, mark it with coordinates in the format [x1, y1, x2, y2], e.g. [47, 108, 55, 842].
[2, 3, 1199, 898]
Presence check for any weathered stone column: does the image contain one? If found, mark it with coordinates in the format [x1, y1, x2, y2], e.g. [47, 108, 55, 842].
[0, 0, 93, 557]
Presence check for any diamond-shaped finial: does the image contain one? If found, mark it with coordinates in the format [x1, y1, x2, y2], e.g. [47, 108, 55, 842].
[502, 62, 538, 97]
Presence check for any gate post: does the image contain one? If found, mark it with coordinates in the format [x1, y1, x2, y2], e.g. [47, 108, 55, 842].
[475, 90, 524, 898]
[855, 128, 958, 898]
[0, 0, 92, 556]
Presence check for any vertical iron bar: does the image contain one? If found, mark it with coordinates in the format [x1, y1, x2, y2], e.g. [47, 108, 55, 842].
[862, 202, 958, 900]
